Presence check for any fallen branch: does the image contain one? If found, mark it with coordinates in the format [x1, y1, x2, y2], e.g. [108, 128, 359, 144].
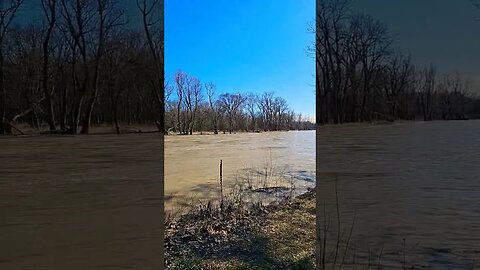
[11, 96, 47, 122]
[2, 120, 24, 135]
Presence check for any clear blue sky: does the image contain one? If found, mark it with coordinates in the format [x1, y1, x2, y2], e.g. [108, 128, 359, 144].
[165, 0, 315, 117]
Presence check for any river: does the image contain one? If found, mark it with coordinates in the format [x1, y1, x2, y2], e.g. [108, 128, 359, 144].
[317, 120, 480, 269]
[164, 130, 316, 210]
[0, 130, 315, 269]
[5, 122, 476, 269]
[0, 133, 163, 269]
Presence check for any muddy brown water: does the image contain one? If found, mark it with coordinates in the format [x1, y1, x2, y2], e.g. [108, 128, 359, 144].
[0, 130, 315, 269]
[0, 133, 163, 269]
[165, 130, 316, 209]
[6, 122, 478, 269]
[317, 120, 480, 269]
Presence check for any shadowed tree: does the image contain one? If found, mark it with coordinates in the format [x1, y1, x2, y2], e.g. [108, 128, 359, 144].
[59, 0, 96, 134]
[381, 52, 414, 120]
[136, 0, 163, 132]
[418, 64, 436, 121]
[41, 0, 57, 131]
[316, 0, 391, 124]
[80, 0, 126, 134]
[354, 14, 392, 122]
[0, 0, 23, 134]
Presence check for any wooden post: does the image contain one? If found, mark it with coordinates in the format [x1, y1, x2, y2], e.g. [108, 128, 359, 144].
[220, 160, 223, 210]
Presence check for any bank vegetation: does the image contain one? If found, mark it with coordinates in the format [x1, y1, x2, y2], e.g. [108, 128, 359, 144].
[314, 0, 480, 125]
[165, 71, 315, 135]
[0, 0, 163, 135]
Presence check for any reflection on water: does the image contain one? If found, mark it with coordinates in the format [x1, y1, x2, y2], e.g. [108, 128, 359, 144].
[165, 131, 316, 209]
[0, 134, 163, 269]
[317, 120, 480, 268]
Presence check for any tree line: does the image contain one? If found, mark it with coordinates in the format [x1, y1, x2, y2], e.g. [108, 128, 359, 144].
[314, 0, 480, 125]
[165, 70, 314, 135]
[0, 0, 163, 135]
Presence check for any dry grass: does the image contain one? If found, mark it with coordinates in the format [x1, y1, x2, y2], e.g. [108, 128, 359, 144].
[165, 189, 316, 270]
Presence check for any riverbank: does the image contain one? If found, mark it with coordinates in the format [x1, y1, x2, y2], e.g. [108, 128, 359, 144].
[4, 122, 316, 136]
[165, 189, 316, 269]
[5, 118, 480, 137]
[165, 128, 315, 136]
[3, 123, 161, 136]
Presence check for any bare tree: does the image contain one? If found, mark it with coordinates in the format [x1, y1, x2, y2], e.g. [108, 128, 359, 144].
[41, 0, 57, 131]
[8, 24, 44, 130]
[0, 0, 23, 134]
[59, 0, 96, 134]
[355, 14, 392, 122]
[381, 52, 414, 120]
[206, 82, 220, 134]
[102, 30, 137, 133]
[258, 92, 275, 131]
[272, 96, 289, 130]
[316, 0, 350, 124]
[418, 64, 436, 121]
[136, 0, 163, 132]
[316, 0, 391, 124]
[80, 0, 126, 134]
[437, 72, 470, 120]
[244, 93, 258, 132]
[219, 93, 245, 134]
[186, 76, 201, 135]
[174, 71, 186, 134]
[173, 71, 202, 135]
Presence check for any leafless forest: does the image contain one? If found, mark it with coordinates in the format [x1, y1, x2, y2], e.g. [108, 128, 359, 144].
[315, 0, 480, 124]
[165, 71, 315, 135]
[0, 0, 163, 135]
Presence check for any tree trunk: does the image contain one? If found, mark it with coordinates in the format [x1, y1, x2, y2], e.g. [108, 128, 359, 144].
[69, 95, 84, 134]
[60, 84, 67, 130]
[0, 46, 7, 135]
[80, 93, 96, 134]
[42, 13, 56, 131]
[114, 106, 120, 134]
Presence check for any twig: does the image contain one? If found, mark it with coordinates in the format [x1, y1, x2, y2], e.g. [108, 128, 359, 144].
[339, 211, 356, 269]
[333, 177, 341, 269]
[377, 245, 384, 269]
[323, 200, 328, 269]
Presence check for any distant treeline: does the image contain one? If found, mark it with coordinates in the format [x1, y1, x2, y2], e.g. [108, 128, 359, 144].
[165, 71, 315, 135]
[0, 0, 163, 135]
[315, 0, 480, 124]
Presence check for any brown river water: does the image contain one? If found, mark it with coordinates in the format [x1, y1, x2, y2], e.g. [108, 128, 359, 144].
[317, 120, 480, 269]
[0, 130, 314, 269]
[2, 122, 479, 269]
[0, 134, 163, 269]
[165, 131, 316, 209]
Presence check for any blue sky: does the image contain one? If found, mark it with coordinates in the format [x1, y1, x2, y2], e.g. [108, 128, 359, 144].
[165, 0, 315, 117]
